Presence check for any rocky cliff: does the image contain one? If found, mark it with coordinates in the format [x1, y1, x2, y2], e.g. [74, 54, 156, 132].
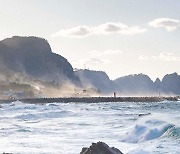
[0, 36, 79, 84]
[76, 70, 180, 96]
[0, 36, 179, 97]
[75, 69, 113, 94]
[113, 73, 155, 96]
[161, 73, 180, 95]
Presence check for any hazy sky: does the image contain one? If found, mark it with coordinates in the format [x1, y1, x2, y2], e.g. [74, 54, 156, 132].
[0, 0, 180, 80]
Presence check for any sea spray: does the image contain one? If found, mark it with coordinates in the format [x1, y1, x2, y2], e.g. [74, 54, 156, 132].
[120, 112, 180, 143]
[121, 121, 174, 143]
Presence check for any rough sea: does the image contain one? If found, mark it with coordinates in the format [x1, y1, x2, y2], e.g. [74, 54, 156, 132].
[0, 100, 179, 154]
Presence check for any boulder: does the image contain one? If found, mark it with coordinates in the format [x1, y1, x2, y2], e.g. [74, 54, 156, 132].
[80, 141, 123, 154]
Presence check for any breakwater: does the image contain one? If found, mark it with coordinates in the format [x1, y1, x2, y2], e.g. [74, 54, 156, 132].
[0, 96, 179, 104]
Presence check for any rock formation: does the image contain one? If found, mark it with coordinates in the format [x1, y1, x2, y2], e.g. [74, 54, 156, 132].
[75, 69, 113, 94]
[76, 70, 180, 96]
[113, 73, 155, 96]
[0, 36, 79, 84]
[161, 72, 180, 95]
[0, 36, 180, 97]
[80, 141, 123, 154]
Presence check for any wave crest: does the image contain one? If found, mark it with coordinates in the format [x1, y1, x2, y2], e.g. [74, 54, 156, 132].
[121, 116, 179, 143]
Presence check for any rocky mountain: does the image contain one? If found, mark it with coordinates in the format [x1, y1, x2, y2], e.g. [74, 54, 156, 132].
[75, 69, 113, 94]
[76, 70, 180, 96]
[0, 36, 79, 84]
[160, 73, 180, 95]
[113, 73, 155, 96]
[0, 36, 179, 97]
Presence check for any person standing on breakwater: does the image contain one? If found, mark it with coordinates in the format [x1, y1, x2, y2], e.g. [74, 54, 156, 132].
[114, 92, 116, 98]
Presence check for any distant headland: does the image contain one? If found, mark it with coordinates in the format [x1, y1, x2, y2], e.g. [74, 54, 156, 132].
[0, 36, 180, 100]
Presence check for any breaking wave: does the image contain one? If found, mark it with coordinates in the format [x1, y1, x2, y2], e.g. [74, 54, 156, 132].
[121, 114, 180, 143]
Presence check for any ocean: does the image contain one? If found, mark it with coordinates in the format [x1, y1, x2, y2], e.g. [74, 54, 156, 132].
[0, 101, 179, 154]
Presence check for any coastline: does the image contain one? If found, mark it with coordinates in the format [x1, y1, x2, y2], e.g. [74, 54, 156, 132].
[0, 96, 179, 104]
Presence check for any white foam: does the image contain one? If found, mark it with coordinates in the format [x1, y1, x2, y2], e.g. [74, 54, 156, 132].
[121, 123, 172, 143]
[0, 101, 179, 153]
[121, 114, 176, 143]
[129, 149, 150, 154]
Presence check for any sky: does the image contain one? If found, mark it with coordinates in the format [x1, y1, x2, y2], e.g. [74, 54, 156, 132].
[0, 0, 180, 80]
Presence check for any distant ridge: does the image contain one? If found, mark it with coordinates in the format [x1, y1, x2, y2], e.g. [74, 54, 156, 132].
[0, 36, 179, 97]
[75, 69, 180, 96]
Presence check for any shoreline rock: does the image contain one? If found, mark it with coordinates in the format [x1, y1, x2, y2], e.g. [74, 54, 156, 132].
[80, 141, 123, 154]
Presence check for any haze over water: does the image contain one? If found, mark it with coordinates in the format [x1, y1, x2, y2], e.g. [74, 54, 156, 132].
[0, 100, 179, 154]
